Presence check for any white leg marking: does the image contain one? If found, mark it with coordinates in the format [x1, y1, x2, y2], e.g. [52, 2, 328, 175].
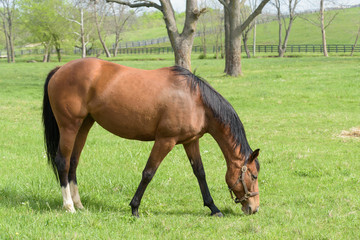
[62, 184, 75, 213]
[70, 181, 84, 209]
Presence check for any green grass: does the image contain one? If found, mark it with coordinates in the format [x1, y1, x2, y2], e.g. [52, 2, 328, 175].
[0, 56, 359, 239]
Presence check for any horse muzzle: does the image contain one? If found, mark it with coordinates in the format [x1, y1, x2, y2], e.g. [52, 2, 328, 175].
[242, 203, 259, 215]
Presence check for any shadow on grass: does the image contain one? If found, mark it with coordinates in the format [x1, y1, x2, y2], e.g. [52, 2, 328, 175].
[0, 187, 128, 214]
[149, 205, 242, 218]
[0, 187, 244, 218]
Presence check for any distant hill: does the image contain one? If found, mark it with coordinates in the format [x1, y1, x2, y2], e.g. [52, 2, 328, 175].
[118, 6, 360, 47]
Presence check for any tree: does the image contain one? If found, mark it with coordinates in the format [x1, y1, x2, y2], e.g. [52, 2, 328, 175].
[272, 0, 300, 58]
[351, 25, 360, 57]
[109, 3, 134, 57]
[0, 0, 16, 63]
[300, 0, 340, 57]
[240, 3, 256, 58]
[249, 0, 258, 57]
[106, 0, 206, 70]
[206, 0, 223, 59]
[20, 0, 70, 62]
[67, 0, 95, 58]
[198, 0, 209, 58]
[219, 0, 270, 76]
[91, 0, 111, 57]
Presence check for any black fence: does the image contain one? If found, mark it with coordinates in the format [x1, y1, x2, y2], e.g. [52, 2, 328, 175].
[87, 44, 360, 55]
[248, 44, 360, 53]
[1, 44, 359, 58]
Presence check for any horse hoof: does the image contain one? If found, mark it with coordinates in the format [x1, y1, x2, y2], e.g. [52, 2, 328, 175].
[74, 202, 84, 210]
[63, 204, 76, 213]
[212, 212, 224, 217]
[132, 208, 139, 218]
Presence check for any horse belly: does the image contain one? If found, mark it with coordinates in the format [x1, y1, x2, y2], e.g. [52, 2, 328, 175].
[89, 101, 160, 141]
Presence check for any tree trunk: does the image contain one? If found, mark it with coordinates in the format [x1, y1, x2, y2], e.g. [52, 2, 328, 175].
[320, 0, 328, 57]
[223, 0, 231, 73]
[276, 1, 283, 57]
[7, 12, 14, 62]
[274, 0, 299, 57]
[2, 21, 10, 63]
[243, 36, 251, 58]
[252, 21, 256, 57]
[351, 25, 360, 56]
[1, 5, 15, 63]
[43, 43, 50, 62]
[215, 34, 219, 59]
[221, 0, 270, 76]
[114, 39, 119, 57]
[54, 39, 61, 62]
[173, 38, 192, 70]
[228, 35, 242, 76]
[226, 0, 242, 76]
[162, 0, 202, 70]
[279, 20, 293, 57]
[201, 25, 207, 57]
[93, 2, 111, 58]
[80, 8, 87, 58]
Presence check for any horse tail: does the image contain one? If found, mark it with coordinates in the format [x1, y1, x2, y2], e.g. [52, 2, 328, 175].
[42, 66, 61, 181]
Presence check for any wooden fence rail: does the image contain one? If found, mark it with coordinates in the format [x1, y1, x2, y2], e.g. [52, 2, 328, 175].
[1, 44, 359, 58]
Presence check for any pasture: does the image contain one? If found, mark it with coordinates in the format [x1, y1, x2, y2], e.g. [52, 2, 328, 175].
[0, 56, 359, 239]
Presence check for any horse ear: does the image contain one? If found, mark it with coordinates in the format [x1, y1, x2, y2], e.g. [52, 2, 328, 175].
[248, 149, 260, 163]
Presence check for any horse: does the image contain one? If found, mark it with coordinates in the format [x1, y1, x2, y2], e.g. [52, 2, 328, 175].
[42, 58, 261, 217]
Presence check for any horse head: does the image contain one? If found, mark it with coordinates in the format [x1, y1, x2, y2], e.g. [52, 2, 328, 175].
[228, 149, 260, 215]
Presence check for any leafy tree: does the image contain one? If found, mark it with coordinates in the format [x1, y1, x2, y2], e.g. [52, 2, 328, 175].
[0, 0, 16, 63]
[19, 0, 71, 62]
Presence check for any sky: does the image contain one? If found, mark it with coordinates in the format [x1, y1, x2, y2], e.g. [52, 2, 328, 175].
[169, 0, 360, 13]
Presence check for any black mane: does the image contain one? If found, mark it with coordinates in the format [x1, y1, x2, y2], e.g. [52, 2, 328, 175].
[171, 66, 252, 157]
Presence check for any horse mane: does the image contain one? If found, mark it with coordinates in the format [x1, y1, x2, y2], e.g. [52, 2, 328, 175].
[171, 66, 252, 157]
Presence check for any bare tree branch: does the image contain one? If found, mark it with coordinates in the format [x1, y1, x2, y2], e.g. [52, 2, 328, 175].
[218, 0, 229, 13]
[299, 14, 321, 27]
[324, 11, 338, 29]
[105, 0, 162, 11]
[236, 0, 270, 34]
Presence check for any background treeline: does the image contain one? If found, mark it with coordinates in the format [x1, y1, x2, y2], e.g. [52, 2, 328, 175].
[1, 0, 359, 63]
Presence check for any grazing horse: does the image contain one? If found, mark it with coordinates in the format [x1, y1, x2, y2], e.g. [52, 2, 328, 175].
[42, 58, 260, 216]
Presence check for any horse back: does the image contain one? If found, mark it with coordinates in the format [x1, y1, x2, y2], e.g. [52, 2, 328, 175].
[48, 58, 207, 143]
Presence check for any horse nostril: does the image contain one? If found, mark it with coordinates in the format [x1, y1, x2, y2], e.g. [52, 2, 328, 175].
[248, 206, 252, 214]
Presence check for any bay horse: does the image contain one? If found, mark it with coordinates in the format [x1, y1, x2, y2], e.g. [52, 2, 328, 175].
[42, 58, 260, 217]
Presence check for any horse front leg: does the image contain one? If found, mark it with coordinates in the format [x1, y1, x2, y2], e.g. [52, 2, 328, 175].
[130, 138, 176, 217]
[183, 139, 223, 217]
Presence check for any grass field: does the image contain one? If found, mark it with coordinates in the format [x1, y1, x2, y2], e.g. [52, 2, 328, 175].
[0, 55, 359, 239]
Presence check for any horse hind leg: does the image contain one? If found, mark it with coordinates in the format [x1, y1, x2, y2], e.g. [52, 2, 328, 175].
[68, 115, 94, 210]
[56, 125, 80, 213]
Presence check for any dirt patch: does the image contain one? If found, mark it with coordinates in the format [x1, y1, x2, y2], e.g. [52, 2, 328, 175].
[340, 127, 360, 138]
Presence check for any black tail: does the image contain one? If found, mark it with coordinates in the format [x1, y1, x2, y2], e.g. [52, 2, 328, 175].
[42, 67, 61, 181]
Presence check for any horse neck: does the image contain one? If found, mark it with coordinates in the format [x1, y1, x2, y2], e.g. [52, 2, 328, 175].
[208, 119, 246, 178]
